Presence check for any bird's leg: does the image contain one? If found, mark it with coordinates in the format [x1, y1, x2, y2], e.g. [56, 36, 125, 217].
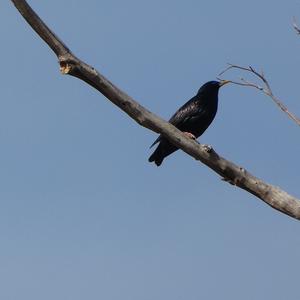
[183, 132, 196, 140]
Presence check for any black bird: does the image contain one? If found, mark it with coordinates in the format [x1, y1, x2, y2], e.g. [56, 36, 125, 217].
[148, 80, 230, 166]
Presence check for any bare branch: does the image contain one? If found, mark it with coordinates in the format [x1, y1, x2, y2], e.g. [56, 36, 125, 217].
[219, 64, 300, 127]
[10, 0, 300, 220]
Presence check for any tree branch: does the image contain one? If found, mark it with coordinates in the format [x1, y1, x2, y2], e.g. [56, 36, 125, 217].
[218, 64, 300, 127]
[293, 17, 300, 35]
[10, 0, 300, 220]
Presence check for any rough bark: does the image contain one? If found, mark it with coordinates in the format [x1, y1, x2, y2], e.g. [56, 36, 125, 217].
[10, 0, 300, 220]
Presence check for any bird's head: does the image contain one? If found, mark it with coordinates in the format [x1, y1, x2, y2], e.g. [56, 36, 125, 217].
[197, 80, 230, 94]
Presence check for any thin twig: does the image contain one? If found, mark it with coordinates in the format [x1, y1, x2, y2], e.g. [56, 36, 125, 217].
[219, 63, 300, 127]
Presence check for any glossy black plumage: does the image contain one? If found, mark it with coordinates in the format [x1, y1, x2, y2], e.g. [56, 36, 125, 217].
[148, 80, 229, 166]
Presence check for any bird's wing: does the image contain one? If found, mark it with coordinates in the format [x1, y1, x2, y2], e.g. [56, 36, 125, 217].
[168, 96, 202, 128]
[150, 96, 202, 148]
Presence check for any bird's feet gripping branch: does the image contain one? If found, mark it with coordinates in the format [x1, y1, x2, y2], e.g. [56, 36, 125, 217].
[148, 80, 230, 166]
[183, 132, 196, 140]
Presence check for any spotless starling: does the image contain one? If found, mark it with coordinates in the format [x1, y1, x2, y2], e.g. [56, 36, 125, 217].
[148, 80, 230, 166]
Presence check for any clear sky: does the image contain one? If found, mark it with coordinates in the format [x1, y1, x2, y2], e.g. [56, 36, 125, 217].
[2, 1, 300, 299]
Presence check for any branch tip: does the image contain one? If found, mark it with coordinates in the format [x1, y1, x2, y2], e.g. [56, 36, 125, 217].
[293, 17, 300, 34]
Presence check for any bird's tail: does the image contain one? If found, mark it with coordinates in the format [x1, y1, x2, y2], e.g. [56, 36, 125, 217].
[148, 147, 164, 166]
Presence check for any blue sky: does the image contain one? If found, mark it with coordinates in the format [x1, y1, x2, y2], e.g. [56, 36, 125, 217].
[2, 1, 300, 299]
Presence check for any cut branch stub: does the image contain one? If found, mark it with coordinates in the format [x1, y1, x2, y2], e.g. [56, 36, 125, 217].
[59, 61, 72, 74]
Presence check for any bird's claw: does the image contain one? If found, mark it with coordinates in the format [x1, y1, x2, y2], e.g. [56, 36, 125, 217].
[183, 132, 196, 140]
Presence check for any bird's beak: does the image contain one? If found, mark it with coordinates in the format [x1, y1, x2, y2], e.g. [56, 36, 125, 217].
[219, 80, 230, 87]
